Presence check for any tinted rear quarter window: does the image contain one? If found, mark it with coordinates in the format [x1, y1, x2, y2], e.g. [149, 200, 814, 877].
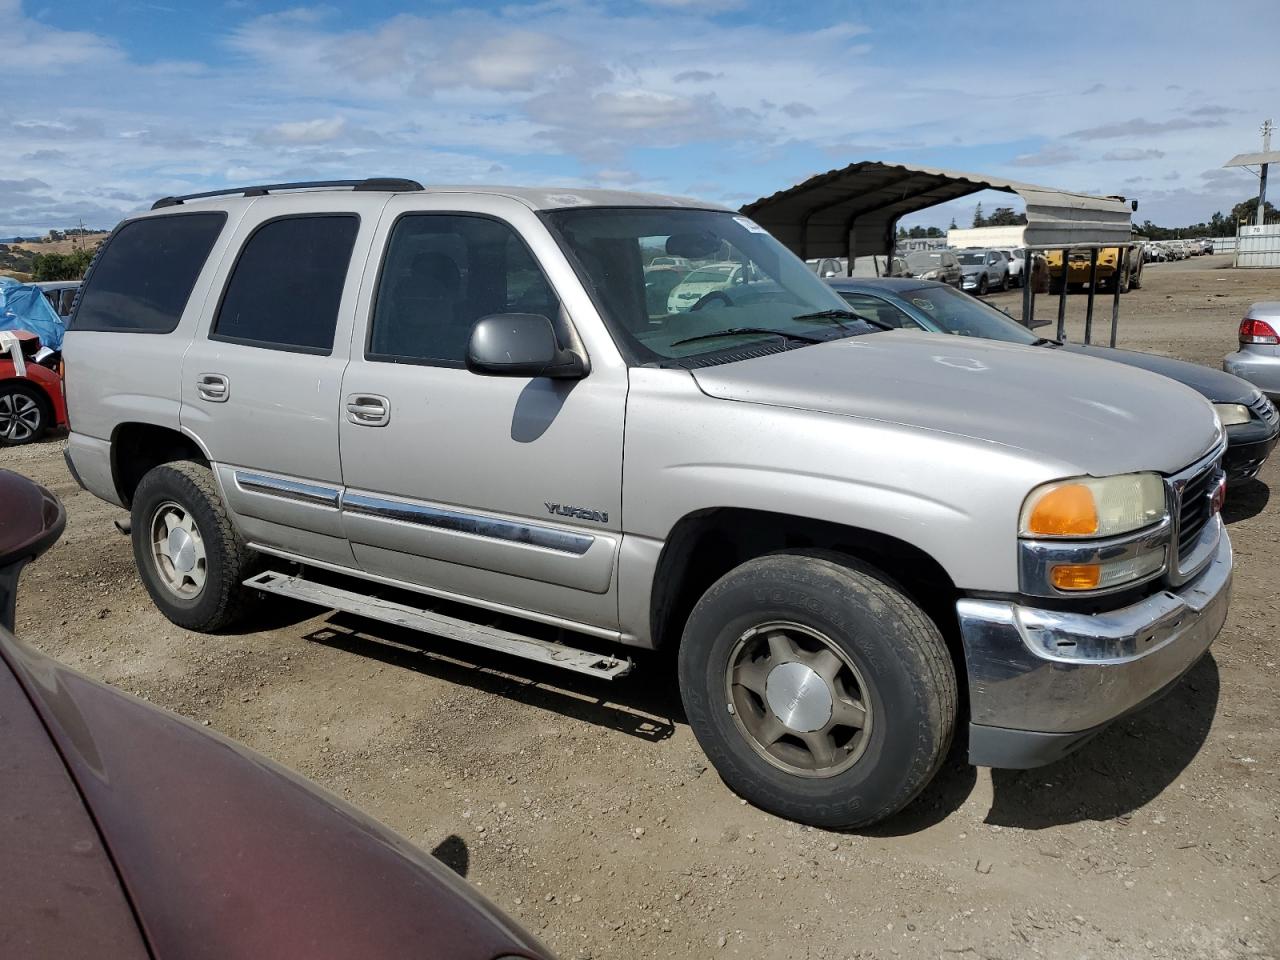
[212, 215, 358, 354]
[72, 212, 226, 333]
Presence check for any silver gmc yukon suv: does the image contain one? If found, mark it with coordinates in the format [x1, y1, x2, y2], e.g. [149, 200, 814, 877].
[63, 179, 1232, 828]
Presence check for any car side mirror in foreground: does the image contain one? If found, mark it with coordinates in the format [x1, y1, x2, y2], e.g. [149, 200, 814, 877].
[0, 470, 65, 631]
[467, 314, 587, 380]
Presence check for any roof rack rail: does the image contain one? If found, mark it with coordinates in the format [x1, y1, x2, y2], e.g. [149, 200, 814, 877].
[151, 177, 424, 210]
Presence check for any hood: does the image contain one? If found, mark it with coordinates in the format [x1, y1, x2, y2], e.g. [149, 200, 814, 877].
[690, 331, 1221, 476]
[1, 633, 549, 960]
[960, 263, 985, 276]
[1060, 343, 1259, 404]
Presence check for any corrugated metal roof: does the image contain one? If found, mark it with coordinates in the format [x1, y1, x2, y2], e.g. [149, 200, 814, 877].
[739, 160, 1135, 259]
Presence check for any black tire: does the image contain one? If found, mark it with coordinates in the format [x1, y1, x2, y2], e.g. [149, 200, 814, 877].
[0, 381, 51, 446]
[1130, 265, 1142, 290]
[677, 552, 957, 829]
[130, 460, 258, 632]
[977, 276, 988, 296]
[999, 273, 1009, 292]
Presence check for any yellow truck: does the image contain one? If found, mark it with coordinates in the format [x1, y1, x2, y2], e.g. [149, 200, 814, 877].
[1045, 243, 1143, 294]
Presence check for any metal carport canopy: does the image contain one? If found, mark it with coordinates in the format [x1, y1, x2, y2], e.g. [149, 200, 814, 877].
[739, 161, 1135, 260]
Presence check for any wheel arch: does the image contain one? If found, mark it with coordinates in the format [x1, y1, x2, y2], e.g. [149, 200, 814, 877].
[649, 507, 961, 661]
[110, 421, 211, 507]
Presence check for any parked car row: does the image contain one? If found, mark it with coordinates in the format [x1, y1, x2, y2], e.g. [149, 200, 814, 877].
[809, 247, 1035, 295]
[1144, 238, 1213, 262]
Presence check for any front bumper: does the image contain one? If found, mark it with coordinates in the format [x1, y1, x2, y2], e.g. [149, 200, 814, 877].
[1224, 417, 1279, 481]
[958, 528, 1231, 769]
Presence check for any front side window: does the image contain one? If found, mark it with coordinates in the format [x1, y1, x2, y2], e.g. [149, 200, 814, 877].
[368, 214, 560, 366]
[544, 207, 873, 367]
[212, 215, 358, 353]
[73, 212, 226, 333]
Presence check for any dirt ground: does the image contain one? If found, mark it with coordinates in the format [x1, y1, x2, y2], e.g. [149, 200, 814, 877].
[6, 255, 1278, 960]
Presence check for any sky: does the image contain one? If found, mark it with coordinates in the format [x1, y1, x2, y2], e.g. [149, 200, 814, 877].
[2, 0, 1276, 235]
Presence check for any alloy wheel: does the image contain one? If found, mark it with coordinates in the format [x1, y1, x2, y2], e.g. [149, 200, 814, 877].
[0, 390, 43, 443]
[725, 621, 873, 778]
[149, 501, 208, 598]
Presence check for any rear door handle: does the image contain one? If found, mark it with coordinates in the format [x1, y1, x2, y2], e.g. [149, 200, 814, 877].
[346, 394, 390, 427]
[197, 373, 230, 402]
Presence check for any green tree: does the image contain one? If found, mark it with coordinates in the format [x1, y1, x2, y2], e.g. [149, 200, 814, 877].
[948, 218, 957, 230]
[972, 203, 985, 228]
[1230, 197, 1279, 225]
[984, 206, 1028, 227]
[32, 249, 94, 281]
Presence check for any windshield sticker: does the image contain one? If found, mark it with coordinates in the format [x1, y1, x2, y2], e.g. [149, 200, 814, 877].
[911, 298, 936, 311]
[733, 216, 770, 234]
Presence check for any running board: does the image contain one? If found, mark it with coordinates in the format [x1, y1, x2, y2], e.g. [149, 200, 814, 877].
[244, 570, 632, 680]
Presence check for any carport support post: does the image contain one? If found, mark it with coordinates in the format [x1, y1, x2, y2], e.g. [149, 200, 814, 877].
[1083, 248, 1099, 345]
[1055, 249, 1069, 342]
[1109, 246, 1125, 348]
[1021, 249, 1034, 327]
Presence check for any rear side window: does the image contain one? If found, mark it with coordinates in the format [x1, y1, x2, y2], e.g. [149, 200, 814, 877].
[212, 215, 358, 354]
[72, 212, 226, 333]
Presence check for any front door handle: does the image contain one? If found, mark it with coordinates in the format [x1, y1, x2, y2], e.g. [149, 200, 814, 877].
[197, 373, 230, 402]
[345, 394, 390, 427]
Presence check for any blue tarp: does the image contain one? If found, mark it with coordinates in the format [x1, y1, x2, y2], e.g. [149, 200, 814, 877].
[0, 277, 65, 350]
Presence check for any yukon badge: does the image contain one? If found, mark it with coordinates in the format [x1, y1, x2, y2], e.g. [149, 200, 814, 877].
[545, 502, 609, 524]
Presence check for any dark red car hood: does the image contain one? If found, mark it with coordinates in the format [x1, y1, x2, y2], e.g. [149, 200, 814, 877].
[1, 632, 549, 960]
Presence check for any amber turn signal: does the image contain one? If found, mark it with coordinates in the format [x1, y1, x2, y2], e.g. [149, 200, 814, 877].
[1050, 564, 1102, 591]
[1024, 483, 1099, 537]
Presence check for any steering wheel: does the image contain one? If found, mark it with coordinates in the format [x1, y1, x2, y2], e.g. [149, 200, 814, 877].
[690, 290, 734, 311]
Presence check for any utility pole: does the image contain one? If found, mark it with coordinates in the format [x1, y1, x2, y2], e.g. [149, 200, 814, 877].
[1257, 119, 1273, 227]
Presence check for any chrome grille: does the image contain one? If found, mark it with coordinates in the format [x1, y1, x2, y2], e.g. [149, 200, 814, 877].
[1177, 465, 1215, 559]
[1249, 393, 1279, 425]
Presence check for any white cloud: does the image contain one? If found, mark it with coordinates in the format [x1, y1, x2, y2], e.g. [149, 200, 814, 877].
[0, 0, 1276, 233]
[261, 117, 348, 144]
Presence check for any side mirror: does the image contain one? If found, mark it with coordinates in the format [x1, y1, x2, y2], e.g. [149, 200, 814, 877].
[467, 314, 587, 380]
[0, 470, 65, 631]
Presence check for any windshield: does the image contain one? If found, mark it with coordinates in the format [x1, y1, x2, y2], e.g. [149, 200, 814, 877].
[543, 207, 872, 365]
[956, 252, 986, 265]
[898, 284, 1040, 344]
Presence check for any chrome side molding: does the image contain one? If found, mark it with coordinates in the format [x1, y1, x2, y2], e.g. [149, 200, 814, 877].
[341, 492, 595, 557]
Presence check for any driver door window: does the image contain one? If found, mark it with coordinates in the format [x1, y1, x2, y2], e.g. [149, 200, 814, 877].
[367, 214, 559, 367]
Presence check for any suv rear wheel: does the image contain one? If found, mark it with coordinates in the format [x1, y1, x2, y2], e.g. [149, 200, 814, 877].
[678, 551, 957, 829]
[131, 461, 257, 631]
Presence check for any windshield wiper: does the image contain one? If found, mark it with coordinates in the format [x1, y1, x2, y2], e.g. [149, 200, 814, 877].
[670, 327, 825, 348]
[1031, 337, 1062, 346]
[791, 308, 893, 332]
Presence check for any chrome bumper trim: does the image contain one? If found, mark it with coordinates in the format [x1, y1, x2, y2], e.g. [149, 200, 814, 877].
[958, 531, 1231, 736]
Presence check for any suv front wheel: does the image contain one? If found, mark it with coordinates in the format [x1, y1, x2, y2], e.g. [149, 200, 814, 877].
[131, 461, 257, 632]
[678, 552, 957, 829]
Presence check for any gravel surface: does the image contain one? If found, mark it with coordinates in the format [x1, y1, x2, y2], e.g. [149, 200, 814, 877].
[6, 256, 1278, 959]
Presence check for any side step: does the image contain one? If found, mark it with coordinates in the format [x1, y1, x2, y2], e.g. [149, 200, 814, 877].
[244, 570, 633, 680]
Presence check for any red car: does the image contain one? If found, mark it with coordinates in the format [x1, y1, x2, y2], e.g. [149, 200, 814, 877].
[0, 330, 67, 445]
[0, 469, 553, 960]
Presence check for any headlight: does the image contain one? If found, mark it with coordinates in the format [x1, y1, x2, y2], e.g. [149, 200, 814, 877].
[921, 270, 939, 279]
[1213, 402, 1251, 427]
[1019, 473, 1166, 539]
